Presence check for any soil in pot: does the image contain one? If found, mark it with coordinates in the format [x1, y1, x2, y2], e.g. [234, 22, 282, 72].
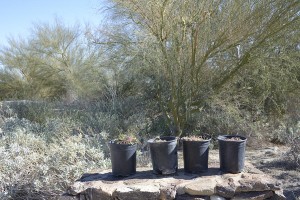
[148, 136, 178, 175]
[218, 135, 247, 173]
[109, 141, 137, 177]
[182, 135, 211, 173]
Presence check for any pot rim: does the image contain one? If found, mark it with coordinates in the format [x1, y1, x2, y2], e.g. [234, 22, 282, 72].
[147, 136, 177, 143]
[217, 135, 247, 142]
[181, 135, 211, 142]
[109, 140, 138, 146]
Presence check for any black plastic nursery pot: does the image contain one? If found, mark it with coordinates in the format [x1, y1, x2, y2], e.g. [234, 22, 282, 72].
[109, 142, 137, 177]
[218, 135, 247, 173]
[182, 138, 211, 173]
[148, 136, 178, 175]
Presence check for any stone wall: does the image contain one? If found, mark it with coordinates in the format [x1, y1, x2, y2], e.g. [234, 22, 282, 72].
[62, 162, 286, 200]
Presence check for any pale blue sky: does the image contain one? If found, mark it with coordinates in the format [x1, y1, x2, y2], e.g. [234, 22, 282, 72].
[0, 0, 104, 46]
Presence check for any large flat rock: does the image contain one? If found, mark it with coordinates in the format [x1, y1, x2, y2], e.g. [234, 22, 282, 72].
[66, 161, 285, 200]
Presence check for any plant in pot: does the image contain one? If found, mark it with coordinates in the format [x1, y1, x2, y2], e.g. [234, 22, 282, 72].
[218, 135, 247, 174]
[181, 133, 211, 173]
[148, 136, 178, 175]
[109, 133, 138, 177]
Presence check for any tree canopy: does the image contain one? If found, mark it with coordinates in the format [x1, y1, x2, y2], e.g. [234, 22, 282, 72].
[0, 0, 299, 136]
[0, 20, 107, 101]
[94, 0, 300, 136]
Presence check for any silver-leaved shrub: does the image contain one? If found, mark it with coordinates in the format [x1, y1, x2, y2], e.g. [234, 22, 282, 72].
[0, 114, 109, 200]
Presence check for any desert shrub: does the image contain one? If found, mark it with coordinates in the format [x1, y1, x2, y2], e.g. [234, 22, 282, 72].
[267, 121, 300, 170]
[0, 103, 15, 119]
[58, 98, 153, 142]
[1, 101, 55, 125]
[0, 99, 159, 199]
[188, 101, 258, 138]
[0, 114, 109, 199]
[287, 135, 300, 169]
[147, 115, 172, 136]
[285, 121, 300, 169]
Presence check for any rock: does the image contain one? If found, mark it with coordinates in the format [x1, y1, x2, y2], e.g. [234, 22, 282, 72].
[159, 183, 177, 200]
[131, 184, 160, 193]
[243, 163, 264, 174]
[232, 191, 273, 200]
[215, 175, 239, 198]
[236, 174, 281, 192]
[65, 162, 285, 199]
[176, 182, 191, 195]
[112, 185, 160, 200]
[215, 184, 235, 198]
[184, 177, 217, 196]
[175, 194, 208, 200]
[271, 190, 287, 200]
[79, 194, 86, 200]
[210, 195, 226, 200]
[112, 187, 134, 200]
[264, 147, 279, 156]
[67, 182, 88, 195]
[85, 188, 112, 200]
[58, 194, 79, 200]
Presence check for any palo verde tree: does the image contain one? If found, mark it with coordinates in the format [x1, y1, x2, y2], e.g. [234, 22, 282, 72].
[0, 19, 107, 101]
[99, 0, 300, 136]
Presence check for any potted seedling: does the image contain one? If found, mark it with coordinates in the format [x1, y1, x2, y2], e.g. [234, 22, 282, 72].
[218, 135, 247, 173]
[148, 136, 178, 175]
[181, 133, 211, 173]
[109, 133, 138, 177]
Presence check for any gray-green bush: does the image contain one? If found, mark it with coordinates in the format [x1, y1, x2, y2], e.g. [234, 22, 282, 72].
[0, 103, 110, 200]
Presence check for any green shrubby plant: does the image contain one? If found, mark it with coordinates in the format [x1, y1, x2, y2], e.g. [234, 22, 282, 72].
[113, 133, 138, 145]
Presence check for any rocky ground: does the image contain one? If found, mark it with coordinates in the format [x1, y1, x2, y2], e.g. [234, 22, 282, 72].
[66, 144, 300, 200]
[244, 146, 300, 200]
[137, 144, 300, 199]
